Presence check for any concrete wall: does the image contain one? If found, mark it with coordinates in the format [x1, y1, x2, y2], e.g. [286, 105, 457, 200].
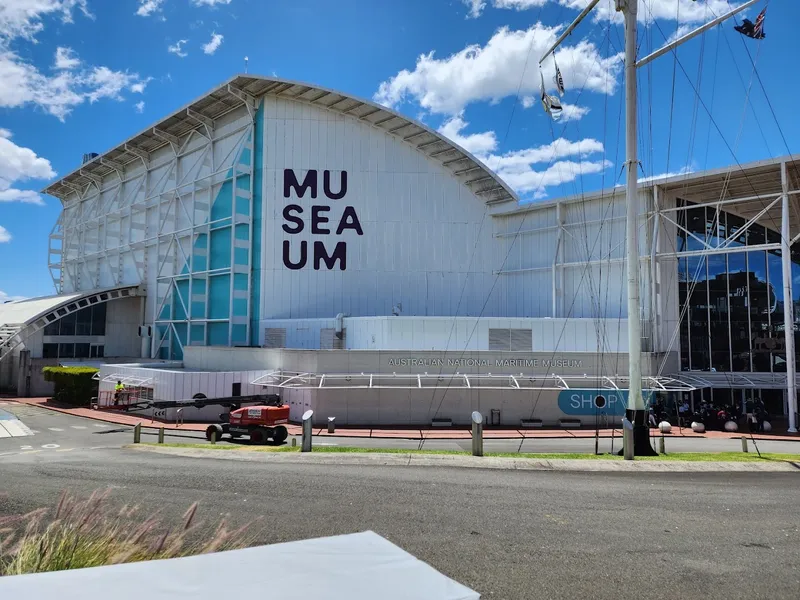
[105, 296, 142, 357]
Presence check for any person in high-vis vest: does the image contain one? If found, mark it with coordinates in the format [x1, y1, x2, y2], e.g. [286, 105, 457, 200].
[114, 380, 124, 405]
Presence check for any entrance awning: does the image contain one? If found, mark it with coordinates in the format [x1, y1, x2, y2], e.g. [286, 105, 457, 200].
[252, 371, 697, 392]
[671, 371, 798, 390]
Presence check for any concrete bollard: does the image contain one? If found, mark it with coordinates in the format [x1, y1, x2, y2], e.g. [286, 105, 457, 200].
[291, 437, 297, 448]
[471, 411, 484, 457]
[622, 418, 634, 460]
[210, 429, 217, 445]
[741, 435, 748, 453]
[158, 427, 165, 444]
[328, 416, 336, 434]
[658, 436, 666, 454]
[302, 409, 314, 452]
[133, 423, 141, 444]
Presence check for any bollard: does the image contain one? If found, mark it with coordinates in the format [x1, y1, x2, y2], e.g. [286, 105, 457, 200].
[328, 416, 336, 434]
[741, 435, 748, 453]
[158, 427, 165, 444]
[622, 418, 634, 460]
[658, 436, 666, 454]
[210, 429, 217, 444]
[471, 411, 484, 457]
[291, 437, 297, 448]
[302, 409, 314, 452]
[133, 423, 141, 444]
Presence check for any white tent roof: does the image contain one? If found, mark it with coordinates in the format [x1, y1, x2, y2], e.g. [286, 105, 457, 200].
[0, 292, 84, 328]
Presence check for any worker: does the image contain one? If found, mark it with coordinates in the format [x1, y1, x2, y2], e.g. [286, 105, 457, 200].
[114, 380, 125, 405]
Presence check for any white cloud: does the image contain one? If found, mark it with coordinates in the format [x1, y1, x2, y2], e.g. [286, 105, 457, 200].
[136, 0, 165, 17]
[129, 78, 151, 94]
[202, 32, 223, 55]
[0, 288, 27, 303]
[438, 114, 498, 155]
[0, 0, 92, 43]
[374, 23, 622, 115]
[0, 225, 11, 243]
[520, 96, 589, 121]
[54, 46, 80, 69]
[461, 0, 486, 18]
[191, 0, 232, 6]
[134, 100, 145, 113]
[168, 39, 188, 57]
[0, 128, 55, 205]
[0, 48, 148, 120]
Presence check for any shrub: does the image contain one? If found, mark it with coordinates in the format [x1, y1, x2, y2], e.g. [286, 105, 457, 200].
[0, 489, 256, 575]
[42, 366, 99, 406]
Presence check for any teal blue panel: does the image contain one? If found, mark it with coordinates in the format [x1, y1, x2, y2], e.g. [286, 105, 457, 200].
[194, 234, 208, 249]
[191, 301, 205, 319]
[190, 324, 205, 344]
[209, 227, 232, 270]
[234, 248, 248, 267]
[192, 277, 207, 293]
[159, 303, 171, 320]
[172, 281, 189, 321]
[207, 322, 228, 346]
[234, 223, 249, 241]
[235, 196, 250, 217]
[233, 298, 247, 317]
[557, 390, 654, 417]
[158, 347, 170, 360]
[210, 217, 232, 230]
[208, 274, 230, 320]
[231, 324, 247, 345]
[239, 148, 252, 166]
[210, 180, 233, 222]
[192, 253, 208, 273]
[251, 105, 263, 345]
[233, 273, 248, 291]
[172, 323, 187, 360]
[191, 277, 207, 319]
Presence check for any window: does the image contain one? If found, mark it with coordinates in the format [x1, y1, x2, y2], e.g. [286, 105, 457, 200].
[43, 319, 59, 336]
[58, 343, 75, 359]
[489, 329, 532, 351]
[74, 343, 90, 358]
[59, 312, 76, 336]
[232, 382, 242, 397]
[75, 306, 92, 335]
[90, 345, 105, 358]
[42, 343, 59, 359]
[91, 303, 107, 336]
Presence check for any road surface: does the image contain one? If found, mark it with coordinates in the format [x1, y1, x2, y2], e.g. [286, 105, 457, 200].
[0, 403, 799, 599]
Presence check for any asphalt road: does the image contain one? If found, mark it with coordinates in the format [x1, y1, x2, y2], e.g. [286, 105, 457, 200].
[1, 405, 800, 599]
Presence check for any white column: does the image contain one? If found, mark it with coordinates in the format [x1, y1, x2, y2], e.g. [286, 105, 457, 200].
[780, 161, 798, 432]
[624, 0, 645, 414]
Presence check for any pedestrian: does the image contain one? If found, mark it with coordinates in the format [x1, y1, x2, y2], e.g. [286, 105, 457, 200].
[114, 380, 125, 406]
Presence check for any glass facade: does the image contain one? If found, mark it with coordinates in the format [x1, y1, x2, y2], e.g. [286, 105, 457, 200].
[41, 303, 107, 360]
[677, 202, 800, 416]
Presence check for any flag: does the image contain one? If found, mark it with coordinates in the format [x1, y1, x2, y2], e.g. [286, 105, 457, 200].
[554, 64, 565, 97]
[734, 7, 766, 40]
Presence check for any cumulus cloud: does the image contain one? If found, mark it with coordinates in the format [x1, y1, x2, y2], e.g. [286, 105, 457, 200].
[461, 0, 486, 18]
[54, 46, 80, 69]
[168, 39, 188, 57]
[202, 32, 223, 55]
[0, 128, 56, 205]
[0, 0, 92, 43]
[191, 0, 232, 6]
[134, 100, 145, 113]
[0, 225, 11, 243]
[0, 48, 149, 120]
[0, 288, 27, 302]
[437, 115, 610, 197]
[374, 23, 622, 115]
[136, 0, 165, 17]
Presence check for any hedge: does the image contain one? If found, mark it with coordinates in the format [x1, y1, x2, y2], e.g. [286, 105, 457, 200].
[42, 366, 99, 406]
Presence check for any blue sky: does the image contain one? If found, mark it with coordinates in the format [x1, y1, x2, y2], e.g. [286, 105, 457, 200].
[0, 0, 796, 301]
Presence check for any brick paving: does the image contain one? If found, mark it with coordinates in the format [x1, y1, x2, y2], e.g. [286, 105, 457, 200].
[6, 397, 800, 441]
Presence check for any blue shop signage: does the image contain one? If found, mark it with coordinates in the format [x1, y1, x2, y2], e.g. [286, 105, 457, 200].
[557, 389, 653, 417]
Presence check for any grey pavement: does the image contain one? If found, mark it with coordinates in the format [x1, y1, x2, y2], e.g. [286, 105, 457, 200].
[0, 445, 798, 599]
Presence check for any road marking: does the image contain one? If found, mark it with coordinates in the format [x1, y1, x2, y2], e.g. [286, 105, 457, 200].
[90, 446, 109, 450]
[316, 443, 339, 446]
[20, 450, 42, 454]
[0, 420, 33, 437]
[19, 445, 33, 450]
[93, 424, 110, 428]
[41, 444, 60, 449]
[70, 426, 87, 430]
[48, 427, 64, 432]
[56, 448, 75, 452]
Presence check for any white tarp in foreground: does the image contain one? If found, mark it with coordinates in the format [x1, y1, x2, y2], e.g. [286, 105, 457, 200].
[0, 530, 480, 599]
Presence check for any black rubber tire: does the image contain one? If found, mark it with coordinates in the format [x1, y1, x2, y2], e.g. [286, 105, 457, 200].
[249, 427, 266, 444]
[273, 426, 288, 444]
[205, 425, 223, 442]
[263, 427, 275, 443]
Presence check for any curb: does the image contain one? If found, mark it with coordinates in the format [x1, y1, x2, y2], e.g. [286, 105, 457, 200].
[126, 445, 800, 473]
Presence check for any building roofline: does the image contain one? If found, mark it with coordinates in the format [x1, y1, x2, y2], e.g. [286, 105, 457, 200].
[42, 74, 518, 206]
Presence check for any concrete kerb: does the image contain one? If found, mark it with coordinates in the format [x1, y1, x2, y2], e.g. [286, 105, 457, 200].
[126, 445, 800, 473]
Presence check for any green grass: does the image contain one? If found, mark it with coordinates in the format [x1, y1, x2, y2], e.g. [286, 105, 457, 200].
[139, 443, 800, 463]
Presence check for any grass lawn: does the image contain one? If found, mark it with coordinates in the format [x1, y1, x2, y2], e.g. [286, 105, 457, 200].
[140, 443, 800, 463]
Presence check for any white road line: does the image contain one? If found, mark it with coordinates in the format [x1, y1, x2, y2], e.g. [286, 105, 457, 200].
[90, 446, 108, 450]
[0, 425, 9, 438]
[48, 427, 64, 432]
[70, 425, 87, 430]
[19, 445, 33, 450]
[1, 420, 33, 437]
[93, 424, 110, 428]
[56, 448, 75, 452]
[316, 443, 339, 446]
[41, 444, 60, 449]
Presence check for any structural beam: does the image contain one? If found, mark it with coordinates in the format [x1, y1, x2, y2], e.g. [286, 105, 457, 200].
[781, 161, 798, 432]
[539, 0, 601, 65]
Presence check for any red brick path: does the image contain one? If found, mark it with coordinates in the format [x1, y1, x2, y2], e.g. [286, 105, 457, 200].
[6, 397, 800, 442]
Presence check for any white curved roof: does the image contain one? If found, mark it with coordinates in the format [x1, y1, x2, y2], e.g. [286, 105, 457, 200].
[43, 74, 518, 206]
